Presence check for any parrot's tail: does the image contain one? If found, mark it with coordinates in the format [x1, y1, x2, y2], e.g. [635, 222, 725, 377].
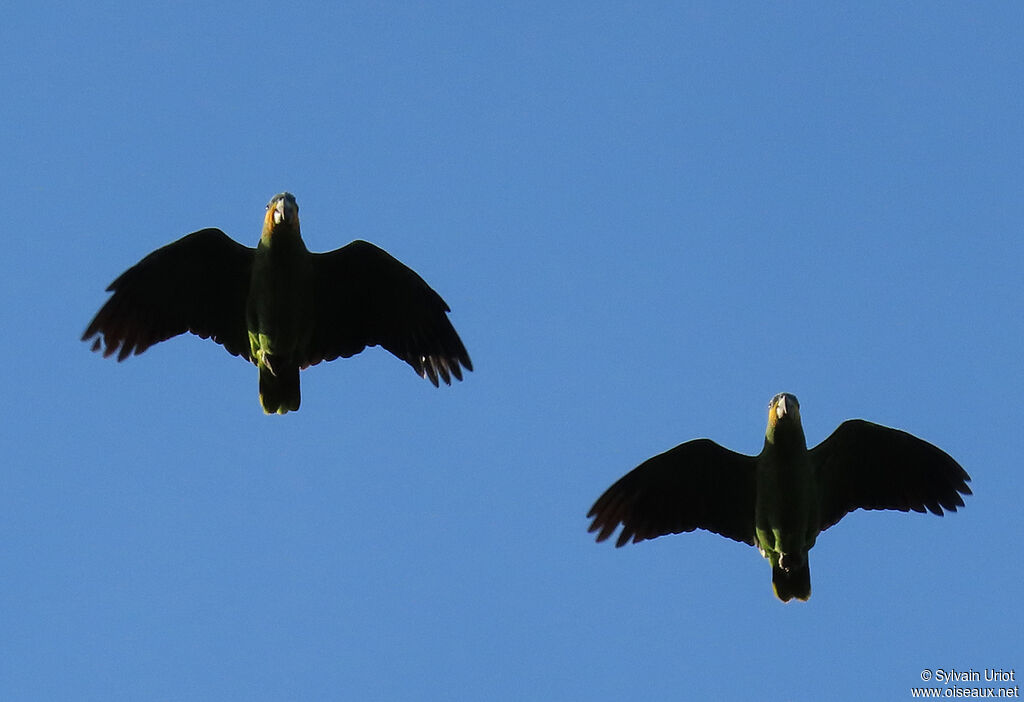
[258, 360, 300, 414]
[772, 558, 811, 603]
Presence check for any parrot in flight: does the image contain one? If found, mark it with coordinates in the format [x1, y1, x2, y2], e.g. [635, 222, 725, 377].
[587, 393, 970, 601]
[83, 192, 472, 414]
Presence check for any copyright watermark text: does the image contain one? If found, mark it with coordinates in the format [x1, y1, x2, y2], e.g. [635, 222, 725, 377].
[913, 668, 1018, 698]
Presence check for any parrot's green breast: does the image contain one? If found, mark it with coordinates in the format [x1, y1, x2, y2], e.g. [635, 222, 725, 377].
[754, 444, 818, 561]
[246, 238, 315, 365]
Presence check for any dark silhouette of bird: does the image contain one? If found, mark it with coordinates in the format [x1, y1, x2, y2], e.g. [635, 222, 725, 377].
[83, 192, 472, 413]
[587, 393, 971, 601]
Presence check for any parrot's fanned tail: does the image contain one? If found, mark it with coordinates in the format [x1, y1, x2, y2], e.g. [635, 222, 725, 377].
[258, 361, 300, 414]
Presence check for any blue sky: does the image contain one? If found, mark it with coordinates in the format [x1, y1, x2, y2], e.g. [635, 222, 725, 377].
[3, 3, 1021, 700]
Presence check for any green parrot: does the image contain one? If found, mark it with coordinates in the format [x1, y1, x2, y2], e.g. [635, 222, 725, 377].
[83, 192, 472, 414]
[587, 393, 971, 602]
